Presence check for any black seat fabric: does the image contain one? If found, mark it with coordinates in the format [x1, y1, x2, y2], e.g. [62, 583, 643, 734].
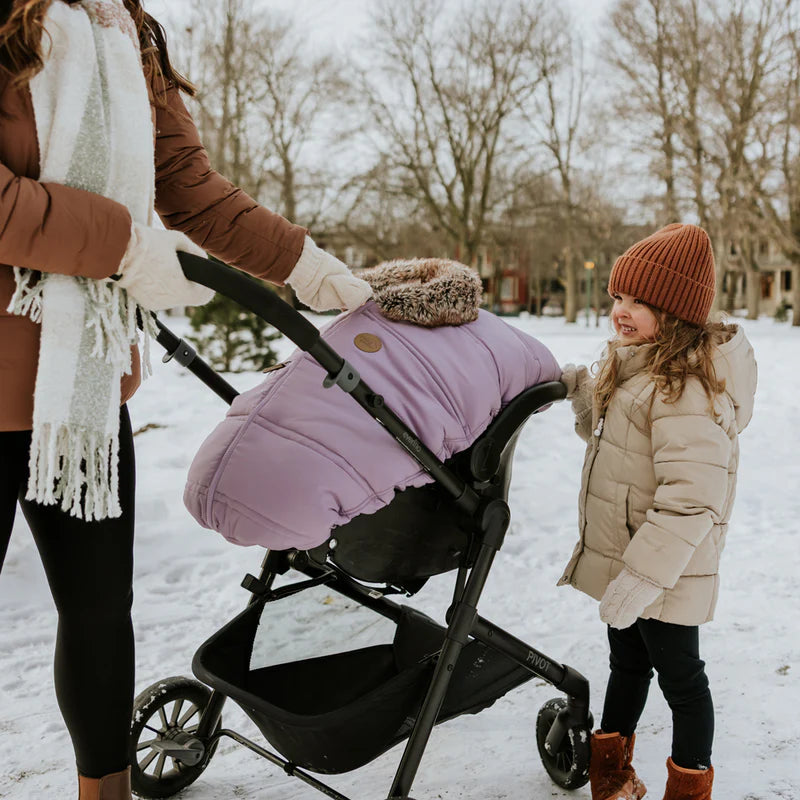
[308, 381, 566, 585]
[307, 449, 475, 584]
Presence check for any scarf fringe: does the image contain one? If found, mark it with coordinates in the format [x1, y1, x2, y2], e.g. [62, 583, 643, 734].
[11, 270, 156, 377]
[26, 421, 122, 521]
[83, 277, 155, 375]
[7, 268, 45, 320]
[85, 278, 138, 368]
[139, 309, 157, 378]
[11, 271, 156, 519]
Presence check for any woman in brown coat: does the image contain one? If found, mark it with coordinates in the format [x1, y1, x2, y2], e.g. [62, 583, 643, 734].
[0, 1, 370, 798]
[561, 224, 757, 800]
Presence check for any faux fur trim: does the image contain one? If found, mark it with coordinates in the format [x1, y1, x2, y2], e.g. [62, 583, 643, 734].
[358, 258, 483, 327]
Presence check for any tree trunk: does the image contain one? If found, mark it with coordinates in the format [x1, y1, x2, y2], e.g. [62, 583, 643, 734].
[711, 232, 727, 314]
[564, 255, 578, 323]
[745, 267, 760, 320]
[725, 270, 737, 313]
[662, 132, 679, 223]
[793, 262, 800, 327]
[216, 4, 236, 171]
[281, 156, 297, 224]
[492, 260, 503, 313]
[743, 241, 760, 320]
[593, 265, 603, 327]
[274, 158, 299, 309]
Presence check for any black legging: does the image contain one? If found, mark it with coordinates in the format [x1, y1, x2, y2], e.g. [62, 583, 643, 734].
[0, 406, 135, 778]
[601, 618, 714, 770]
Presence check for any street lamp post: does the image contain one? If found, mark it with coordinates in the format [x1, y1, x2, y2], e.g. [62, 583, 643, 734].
[584, 261, 595, 328]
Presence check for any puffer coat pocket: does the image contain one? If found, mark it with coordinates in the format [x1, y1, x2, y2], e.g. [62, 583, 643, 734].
[614, 482, 634, 555]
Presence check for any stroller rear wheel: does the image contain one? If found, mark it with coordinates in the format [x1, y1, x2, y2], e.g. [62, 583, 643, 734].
[129, 676, 220, 799]
[535, 698, 591, 790]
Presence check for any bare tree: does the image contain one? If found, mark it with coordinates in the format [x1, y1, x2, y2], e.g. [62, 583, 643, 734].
[179, 0, 267, 194]
[706, 1, 787, 315]
[251, 19, 352, 229]
[171, 0, 354, 303]
[525, 15, 591, 323]
[605, 0, 791, 318]
[668, 0, 714, 229]
[356, 0, 547, 265]
[502, 167, 631, 321]
[744, 2, 800, 324]
[605, 0, 683, 223]
[336, 156, 451, 262]
[179, 1, 350, 221]
[776, 11, 800, 325]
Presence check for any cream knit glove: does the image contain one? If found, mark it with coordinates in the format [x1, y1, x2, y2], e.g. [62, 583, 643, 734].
[286, 236, 373, 312]
[561, 363, 590, 398]
[599, 567, 662, 629]
[115, 223, 215, 311]
[562, 363, 595, 441]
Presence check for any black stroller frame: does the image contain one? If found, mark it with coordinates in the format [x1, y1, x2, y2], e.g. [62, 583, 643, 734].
[129, 254, 592, 800]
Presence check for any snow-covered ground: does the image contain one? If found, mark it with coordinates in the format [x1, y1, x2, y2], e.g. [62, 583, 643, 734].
[1, 312, 798, 799]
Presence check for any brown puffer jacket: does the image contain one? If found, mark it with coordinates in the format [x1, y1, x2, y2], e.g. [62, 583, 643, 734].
[0, 71, 306, 431]
[559, 326, 757, 625]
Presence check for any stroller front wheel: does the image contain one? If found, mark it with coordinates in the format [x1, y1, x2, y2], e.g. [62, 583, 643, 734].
[535, 697, 591, 790]
[129, 676, 220, 799]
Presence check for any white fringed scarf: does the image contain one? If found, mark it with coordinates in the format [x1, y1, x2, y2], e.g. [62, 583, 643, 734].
[7, 0, 157, 520]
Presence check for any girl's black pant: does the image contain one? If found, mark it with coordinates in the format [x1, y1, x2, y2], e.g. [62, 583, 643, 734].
[601, 618, 714, 770]
[0, 406, 135, 778]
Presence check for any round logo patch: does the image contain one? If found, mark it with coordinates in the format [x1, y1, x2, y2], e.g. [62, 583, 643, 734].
[354, 333, 382, 353]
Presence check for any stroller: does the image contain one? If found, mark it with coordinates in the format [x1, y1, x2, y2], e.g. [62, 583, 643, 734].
[128, 254, 593, 800]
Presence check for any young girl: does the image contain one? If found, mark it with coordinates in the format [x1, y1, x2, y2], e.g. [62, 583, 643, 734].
[0, 2, 370, 798]
[560, 223, 757, 800]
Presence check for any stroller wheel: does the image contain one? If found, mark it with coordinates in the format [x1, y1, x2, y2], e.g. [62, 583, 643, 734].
[129, 676, 220, 799]
[535, 698, 591, 790]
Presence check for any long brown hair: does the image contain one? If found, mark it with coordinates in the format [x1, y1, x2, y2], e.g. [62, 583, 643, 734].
[593, 310, 730, 418]
[0, 0, 194, 97]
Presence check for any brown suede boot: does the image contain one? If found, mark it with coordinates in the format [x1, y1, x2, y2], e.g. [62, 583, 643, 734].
[589, 731, 647, 800]
[78, 767, 132, 800]
[661, 758, 713, 800]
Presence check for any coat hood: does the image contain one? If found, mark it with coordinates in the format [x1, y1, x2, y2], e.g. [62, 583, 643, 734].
[712, 325, 757, 433]
[614, 324, 756, 433]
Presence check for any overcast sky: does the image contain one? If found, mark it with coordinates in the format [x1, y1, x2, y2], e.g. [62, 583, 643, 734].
[146, 0, 614, 51]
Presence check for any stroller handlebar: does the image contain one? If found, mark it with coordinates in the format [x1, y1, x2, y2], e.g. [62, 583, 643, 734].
[178, 252, 324, 355]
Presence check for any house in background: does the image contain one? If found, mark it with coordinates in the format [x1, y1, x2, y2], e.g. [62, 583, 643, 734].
[318, 230, 795, 318]
[755, 240, 793, 315]
[472, 245, 558, 315]
[723, 238, 794, 316]
[473, 236, 796, 317]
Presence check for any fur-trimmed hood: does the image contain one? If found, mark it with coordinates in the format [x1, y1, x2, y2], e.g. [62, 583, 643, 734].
[358, 258, 483, 327]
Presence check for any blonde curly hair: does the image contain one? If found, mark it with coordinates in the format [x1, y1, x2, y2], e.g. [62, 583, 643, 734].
[593, 307, 730, 418]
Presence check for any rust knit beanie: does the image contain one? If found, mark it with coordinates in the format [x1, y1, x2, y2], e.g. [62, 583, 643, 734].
[608, 223, 716, 326]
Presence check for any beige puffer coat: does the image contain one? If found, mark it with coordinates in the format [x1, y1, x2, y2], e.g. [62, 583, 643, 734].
[559, 326, 757, 625]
